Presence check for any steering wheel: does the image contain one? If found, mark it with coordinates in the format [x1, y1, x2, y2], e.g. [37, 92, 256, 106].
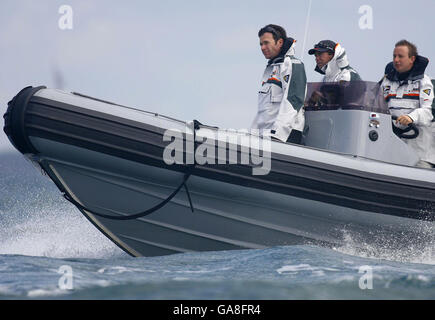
[391, 115, 419, 139]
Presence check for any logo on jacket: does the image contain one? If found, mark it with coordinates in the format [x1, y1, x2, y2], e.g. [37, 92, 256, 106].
[423, 89, 431, 96]
[383, 86, 390, 94]
[283, 75, 289, 83]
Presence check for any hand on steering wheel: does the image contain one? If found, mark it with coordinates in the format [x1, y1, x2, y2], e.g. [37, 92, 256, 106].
[391, 115, 419, 139]
[395, 115, 413, 126]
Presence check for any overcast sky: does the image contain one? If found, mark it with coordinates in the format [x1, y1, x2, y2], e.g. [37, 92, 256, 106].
[1, 0, 434, 152]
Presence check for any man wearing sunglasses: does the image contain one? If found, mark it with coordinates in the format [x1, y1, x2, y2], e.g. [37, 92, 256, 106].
[251, 24, 307, 144]
[308, 40, 361, 82]
[306, 40, 361, 108]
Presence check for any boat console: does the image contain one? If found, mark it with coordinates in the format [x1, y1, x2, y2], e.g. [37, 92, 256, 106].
[302, 81, 419, 166]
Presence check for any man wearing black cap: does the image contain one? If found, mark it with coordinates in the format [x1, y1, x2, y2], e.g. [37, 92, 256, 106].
[251, 24, 307, 144]
[308, 40, 361, 82]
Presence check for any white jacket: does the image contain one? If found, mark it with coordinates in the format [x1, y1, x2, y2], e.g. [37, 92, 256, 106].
[315, 44, 361, 82]
[252, 38, 307, 142]
[381, 56, 435, 165]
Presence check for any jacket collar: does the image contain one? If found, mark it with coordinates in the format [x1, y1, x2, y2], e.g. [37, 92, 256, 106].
[268, 37, 295, 65]
[314, 65, 326, 75]
[385, 55, 429, 82]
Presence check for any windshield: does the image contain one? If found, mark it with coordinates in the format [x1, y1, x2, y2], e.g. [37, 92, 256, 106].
[305, 81, 389, 114]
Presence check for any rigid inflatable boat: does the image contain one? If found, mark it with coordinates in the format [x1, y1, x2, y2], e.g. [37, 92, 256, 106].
[3, 82, 435, 257]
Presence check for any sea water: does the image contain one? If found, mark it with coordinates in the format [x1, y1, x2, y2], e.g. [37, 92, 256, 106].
[0, 152, 434, 299]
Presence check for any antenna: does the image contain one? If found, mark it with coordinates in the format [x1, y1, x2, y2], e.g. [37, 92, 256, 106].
[301, 0, 312, 58]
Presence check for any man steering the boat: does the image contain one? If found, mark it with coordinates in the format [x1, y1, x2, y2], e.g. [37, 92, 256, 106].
[251, 24, 307, 144]
[381, 40, 435, 169]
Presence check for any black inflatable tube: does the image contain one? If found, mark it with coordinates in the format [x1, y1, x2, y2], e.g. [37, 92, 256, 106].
[3, 86, 46, 154]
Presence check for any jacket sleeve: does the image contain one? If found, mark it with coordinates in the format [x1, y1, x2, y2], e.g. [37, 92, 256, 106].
[408, 75, 434, 126]
[271, 57, 307, 141]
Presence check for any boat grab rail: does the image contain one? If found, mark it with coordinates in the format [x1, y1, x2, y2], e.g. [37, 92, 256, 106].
[61, 121, 205, 220]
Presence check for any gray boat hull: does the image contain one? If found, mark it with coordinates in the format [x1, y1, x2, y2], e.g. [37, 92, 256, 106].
[4, 86, 435, 257]
[28, 137, 434, 257]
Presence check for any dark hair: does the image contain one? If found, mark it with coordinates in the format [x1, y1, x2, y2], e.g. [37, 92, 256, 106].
[395, 39, 418, 58]
[258, 24, 287, 43]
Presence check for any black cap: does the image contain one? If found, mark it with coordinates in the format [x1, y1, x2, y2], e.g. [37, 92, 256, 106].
[308, 40, 336, 55]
